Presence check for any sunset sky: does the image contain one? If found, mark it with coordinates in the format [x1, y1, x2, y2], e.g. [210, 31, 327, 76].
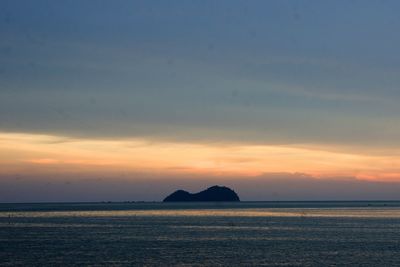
[2, 0, 400, 201]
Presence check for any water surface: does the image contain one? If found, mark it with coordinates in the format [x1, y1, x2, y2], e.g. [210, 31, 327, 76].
[2, 201, 400, 266]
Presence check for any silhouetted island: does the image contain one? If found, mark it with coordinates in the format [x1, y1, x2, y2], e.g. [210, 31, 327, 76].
[163, 185, 240, 202]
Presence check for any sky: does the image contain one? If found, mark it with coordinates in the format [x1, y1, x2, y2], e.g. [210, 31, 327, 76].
[1, 0, 400, 202]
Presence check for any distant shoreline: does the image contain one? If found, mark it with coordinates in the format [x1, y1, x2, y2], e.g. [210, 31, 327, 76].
[2, 200, 400, 204]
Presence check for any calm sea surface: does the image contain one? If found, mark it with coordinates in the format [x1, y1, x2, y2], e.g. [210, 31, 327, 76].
[2, 201, 400, 266]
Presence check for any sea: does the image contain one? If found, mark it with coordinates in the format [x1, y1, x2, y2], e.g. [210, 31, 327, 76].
[2, 201, 400, 266]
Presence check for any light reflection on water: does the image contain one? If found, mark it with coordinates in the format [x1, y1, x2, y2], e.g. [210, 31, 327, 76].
[3, 207, 400, 218]
[2, 202, 400, 266]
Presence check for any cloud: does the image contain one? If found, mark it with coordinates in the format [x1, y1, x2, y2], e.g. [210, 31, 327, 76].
[1, 1, 400, 149]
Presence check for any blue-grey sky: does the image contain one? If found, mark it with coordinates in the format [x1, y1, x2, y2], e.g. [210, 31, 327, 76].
[2, 1, 400, 201]
[1, 0, 400, 146]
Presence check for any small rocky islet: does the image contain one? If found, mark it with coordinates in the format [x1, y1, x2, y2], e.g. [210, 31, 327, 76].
[163, 185, 240, 202]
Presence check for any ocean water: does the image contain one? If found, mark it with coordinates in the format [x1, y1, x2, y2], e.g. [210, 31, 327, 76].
[2, 201, 400, 266]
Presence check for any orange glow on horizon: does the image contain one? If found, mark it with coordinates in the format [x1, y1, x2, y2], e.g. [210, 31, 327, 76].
[0, 132, 399, 181]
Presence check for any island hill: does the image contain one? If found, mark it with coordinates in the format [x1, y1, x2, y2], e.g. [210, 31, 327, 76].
[163, 185, 240, 202]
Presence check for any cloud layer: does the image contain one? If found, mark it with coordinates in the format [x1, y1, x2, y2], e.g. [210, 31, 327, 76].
[1, 1, 400, 148]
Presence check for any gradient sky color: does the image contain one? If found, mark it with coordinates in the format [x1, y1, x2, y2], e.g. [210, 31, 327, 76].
[1, 0, 400, 201]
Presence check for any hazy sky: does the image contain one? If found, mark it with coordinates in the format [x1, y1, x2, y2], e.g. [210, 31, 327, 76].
[1, 0, 400, 201]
